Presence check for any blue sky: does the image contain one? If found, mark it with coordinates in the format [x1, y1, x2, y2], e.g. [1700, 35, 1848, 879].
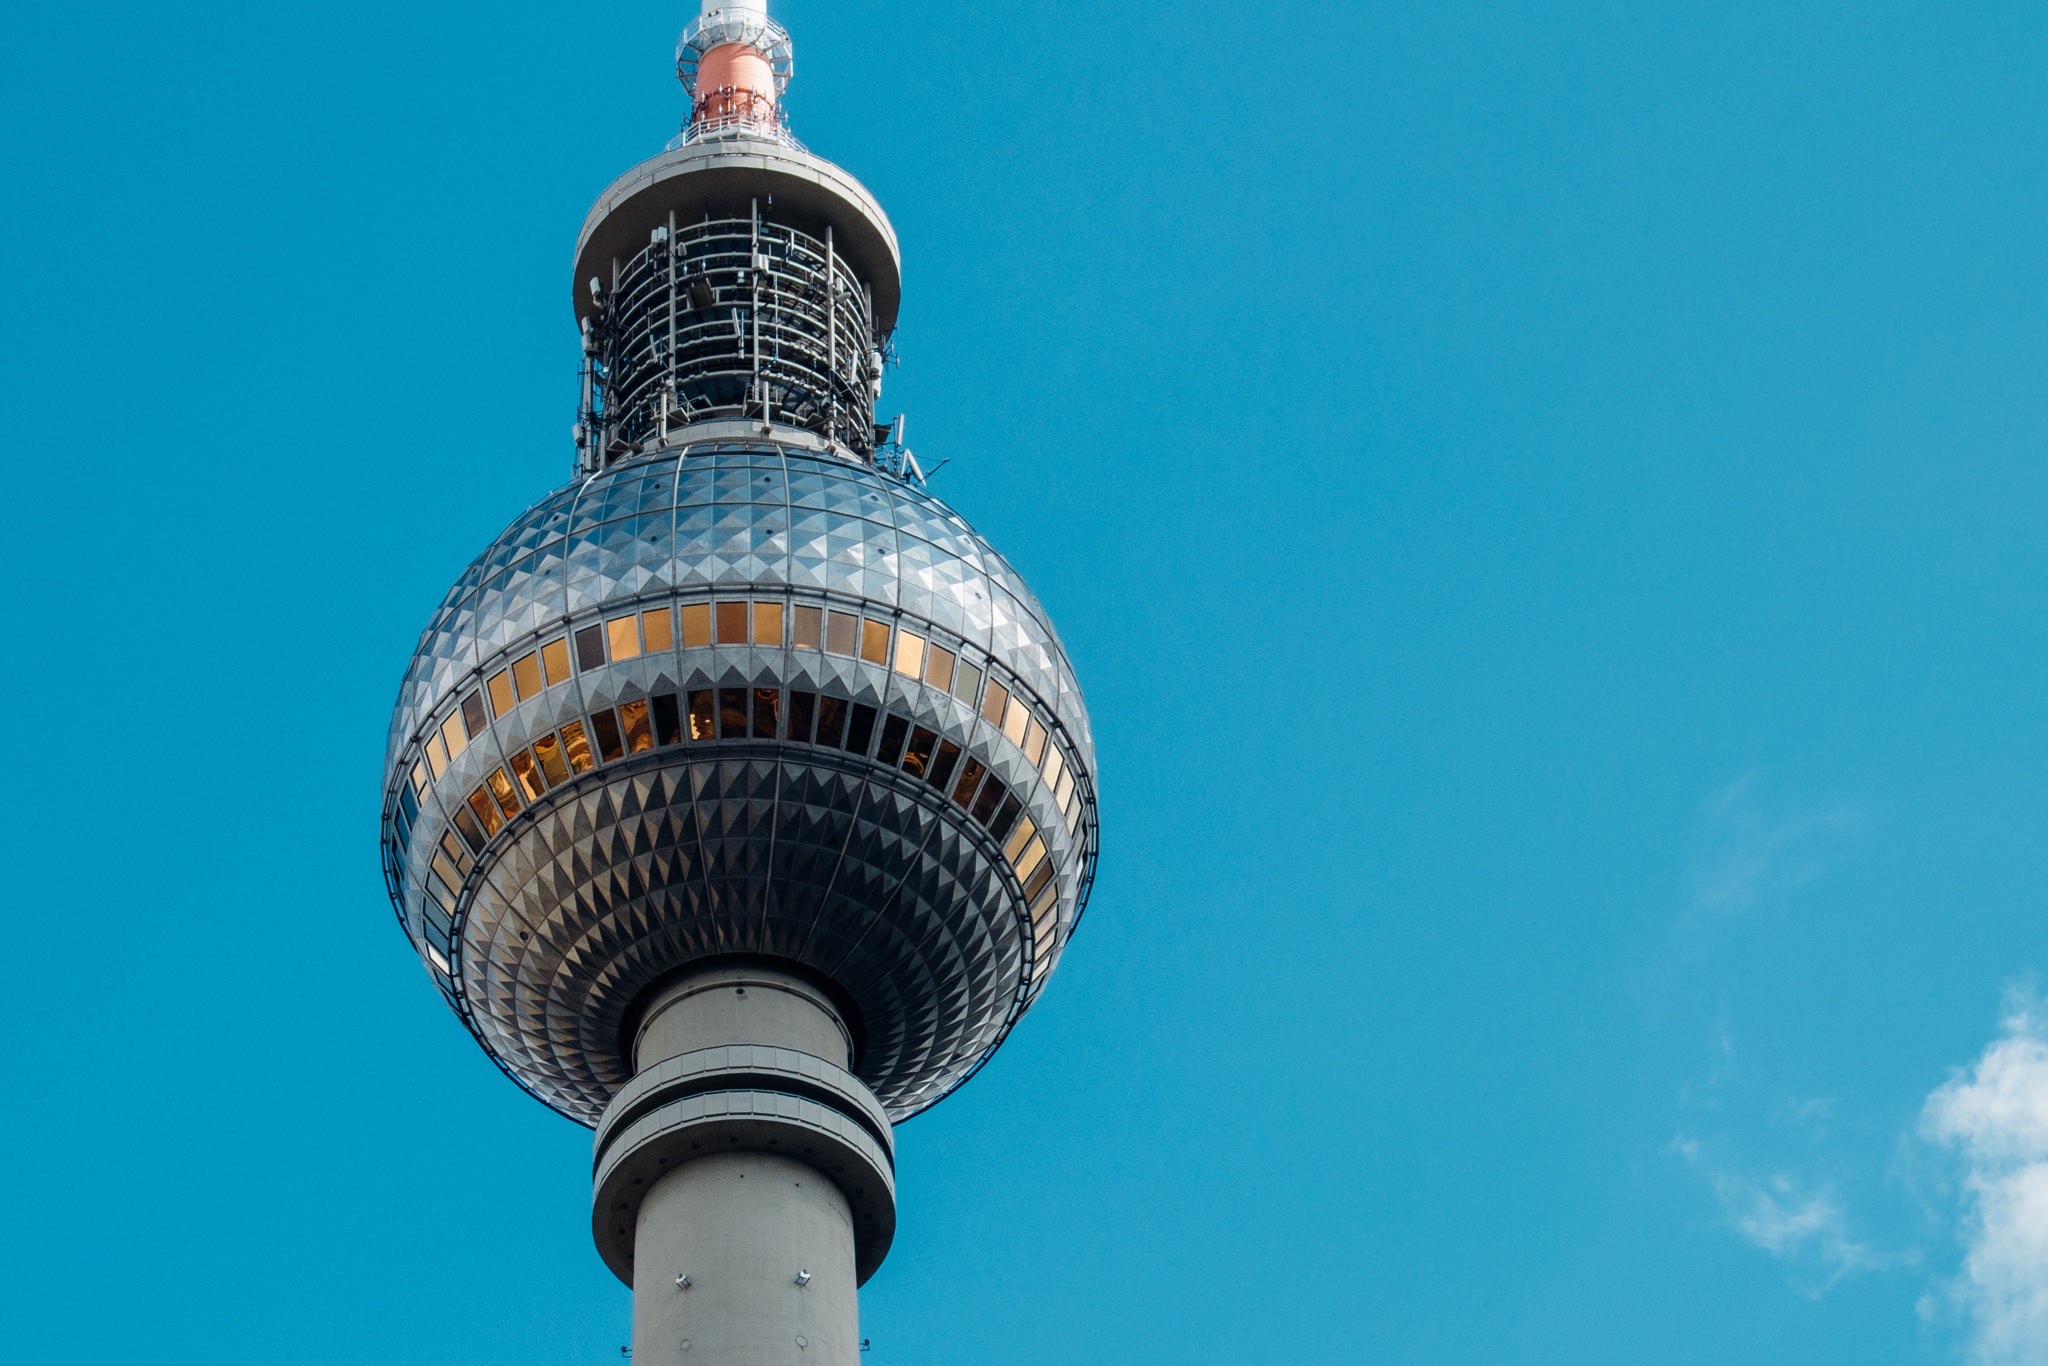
[6, 1, 2048, 1361]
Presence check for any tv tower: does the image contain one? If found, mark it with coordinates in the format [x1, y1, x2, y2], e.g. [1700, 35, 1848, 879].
[379, 3, 1098, 1361]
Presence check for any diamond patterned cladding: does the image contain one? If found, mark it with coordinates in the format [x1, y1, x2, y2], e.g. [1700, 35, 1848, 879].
[384, 442, 1095, 1125]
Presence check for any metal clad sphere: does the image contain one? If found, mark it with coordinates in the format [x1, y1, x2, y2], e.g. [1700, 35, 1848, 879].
[382, 442, 1097, 1123]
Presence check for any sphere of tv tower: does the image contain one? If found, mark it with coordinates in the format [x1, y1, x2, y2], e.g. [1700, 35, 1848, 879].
[378, 108, 1099, 1129]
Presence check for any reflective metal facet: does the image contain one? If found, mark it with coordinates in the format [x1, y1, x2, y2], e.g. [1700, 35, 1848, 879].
[382, 442, 1097, 1124]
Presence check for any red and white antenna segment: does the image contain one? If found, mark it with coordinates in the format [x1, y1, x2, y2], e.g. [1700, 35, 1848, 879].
[678, 0, 795, 141]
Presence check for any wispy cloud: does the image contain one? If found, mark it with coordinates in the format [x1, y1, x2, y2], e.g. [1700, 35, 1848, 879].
[1681, 775, 1863, 927]
[1920, 985, 2048, 1363]
[1673, 1136, 1909, 1295]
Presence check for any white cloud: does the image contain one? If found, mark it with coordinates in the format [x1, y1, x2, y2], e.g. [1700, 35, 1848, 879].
[1921, 988, 2048, 1363]
[1673, 1137, 1903, 1294]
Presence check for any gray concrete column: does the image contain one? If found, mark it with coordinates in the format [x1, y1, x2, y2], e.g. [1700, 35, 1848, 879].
[624, 967, 866, 1366]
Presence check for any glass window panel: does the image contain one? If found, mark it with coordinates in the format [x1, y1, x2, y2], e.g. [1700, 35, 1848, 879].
[460, 691, 488, 740]
[753, 688, 780, 739]
[426, 944, 452, 975]
[452, 805, 487, 853]
[430, 850, 462, 898]
[541, 637, 571, 685]
[826, 611, 859, 656]
[621, 699, 655, 753]
[438, 831, 472, 876]
[410, 760, 430, 797]
[1043, 745, 1066, 790]
[815, 695, 848, 748]
[928, 740, 962, 791]
[988, 794, 1022, 842]
[487, 670, 517, 718]
[980, 679, 1009, 727]
[652, 693, 683, 746]
[681, 602, 712, 647]
[876, 714, 909, 765]
[1004, 816, 1038, 865]
[952, 758, 987, 808]
[1055, 767, 1075, 807]
[860, 619, 890, 664]
[788, 690, 817, 744]
[688, 690, 716, 740]
[425, 880, 455, 918]
[426, 732, 450, 777]
[534, 733, 571, 786]
[754, 602, 784, 647]
[1031, 878, 1060, 924]
[901, 725, 936, 777]
[512, 652, 543, 699]
[642, 607, 675, 652]
[845, 703, 878, 755]
[486, 767, 521, 818]
[1022, 857, 1055, 902]
[1022, 717, 1048, 767]
[561, 720, 594, 772]
[510, 750, 546, 801]
[590, 708, 625, 762]
[1003, 700, 1029, 747]
[467, 787, 503, 837]
[607, 614, 642, 661]
[575, 624, 606, 671]
[399, 784, 420, 824]
[719, 688, 749, 738]
[952, 660, 983, 706]
[1014, 837, 1048, 883]
[894, 630, 926, 679]
[925, 645, 956, 692]
[794, 605, 823, 650]
[970, 776, 1007, 824]
[440, 714, 468, 762]
[512, 651, 544, 696]
[716, 601, 749, 644]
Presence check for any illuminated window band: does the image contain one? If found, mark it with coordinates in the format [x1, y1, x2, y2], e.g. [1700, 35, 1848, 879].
[391, 598, 1089, 986]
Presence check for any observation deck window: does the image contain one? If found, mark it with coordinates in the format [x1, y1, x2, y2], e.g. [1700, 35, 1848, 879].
[534, 733, 572, 786]
[716, 602, 749, 644]
[952, 759, 987, 808]
[980, 680, 1009, 727]
[653, 694, 684, 746]
[488, 670, 517, 719]
[894, 630, 927, 680]
[752, 688, 780, 739]
[542, 638, 572, 685]
[860, 619, 890, 665]
[512, 651, 543, 700]
[924, 644, 956, 692]
[575, 625, 606, 672]
[719, 688, 749, 738]
[461, 691, 488, 740]
[510, 750, 546, 802]
[591, 708, 626, 762]
[845, 702, 878, 754]
[787, 690, 817, 744]
[561, 720, 595, 773]
[876, 714, 909, 765]
[689, 690, 716, 740]
[682, 604, 712, 648]
[815, 695, 848, 748]
[827, 611, 859, 656]
[643, 608, 675, 653]
[902, 725, 937, 778]
[754, 602, 784, 647]
[794, 605, 823, 650]
[621, 699, 656, 753]
[607, 614, 642, 662]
